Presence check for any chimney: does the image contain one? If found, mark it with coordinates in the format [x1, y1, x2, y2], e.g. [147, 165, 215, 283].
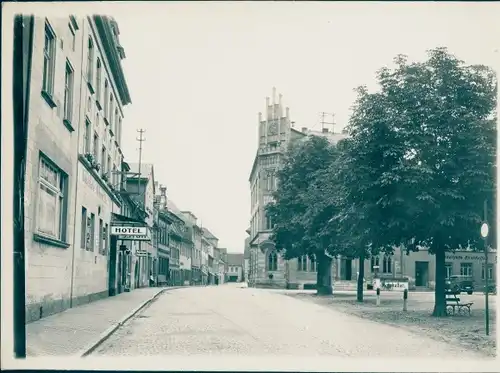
[301, 127, 307, 133]
[322, 128, 329, 133]
[286, 107, 290, 119]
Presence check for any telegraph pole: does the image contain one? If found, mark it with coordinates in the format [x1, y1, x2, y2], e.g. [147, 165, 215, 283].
[320, 112, 335, 133]
[136, 129, 146, 282]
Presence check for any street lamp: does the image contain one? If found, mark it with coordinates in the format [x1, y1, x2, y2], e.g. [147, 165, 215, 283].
[480, 199, 490, 336]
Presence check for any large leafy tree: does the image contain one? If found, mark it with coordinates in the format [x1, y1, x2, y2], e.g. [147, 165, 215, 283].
[343, 48, 496, 315]
[266, 135, 343, 295]
[331, 89, 411, 302]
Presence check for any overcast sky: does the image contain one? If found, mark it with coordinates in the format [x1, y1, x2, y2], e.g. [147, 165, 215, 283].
[101, 2, 500, 252]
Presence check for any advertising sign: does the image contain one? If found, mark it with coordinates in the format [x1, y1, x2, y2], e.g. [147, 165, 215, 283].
[110, 225, 151, 241]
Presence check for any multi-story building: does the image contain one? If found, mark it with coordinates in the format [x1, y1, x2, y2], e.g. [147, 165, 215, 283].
[154, 184, 170, 286]
[247, 88, 347, 289]
[24, 15, 132, 322]
[180, 222, 193, 286]
[243, 233, 251, 283]
[180, 210, 203, 285]
[227, 253, 244, 282]
[165, 209, 183, 286]
[218, 248, 228, 284]
[124, 163, 157, 288]
[202, 228, 219, 285]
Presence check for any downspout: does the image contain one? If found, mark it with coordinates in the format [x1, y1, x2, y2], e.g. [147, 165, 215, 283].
[13, 14, 35, 358]
[69, 17, 88, 308]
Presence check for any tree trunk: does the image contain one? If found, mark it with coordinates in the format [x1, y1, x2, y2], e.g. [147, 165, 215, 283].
[432, 248, 447, 317]
[357, 254, 365, 302]
[316, 253, 333, 296]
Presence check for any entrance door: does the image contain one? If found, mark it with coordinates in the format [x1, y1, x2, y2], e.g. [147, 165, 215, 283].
[415, 261, 429, 287]
[108, 236, 118, 296]
[341, 259, 352, 280]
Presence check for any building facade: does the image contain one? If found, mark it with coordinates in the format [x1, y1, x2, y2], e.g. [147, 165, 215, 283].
[24, 15, 132, 322]
[247, 88, 348, 290]
[226, 253, 244, 282]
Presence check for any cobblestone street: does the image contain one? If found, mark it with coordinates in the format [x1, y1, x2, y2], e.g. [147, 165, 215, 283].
[93, 284, 488, 358]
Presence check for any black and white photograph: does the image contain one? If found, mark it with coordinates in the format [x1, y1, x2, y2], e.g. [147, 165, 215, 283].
[2, 1, 499, 371]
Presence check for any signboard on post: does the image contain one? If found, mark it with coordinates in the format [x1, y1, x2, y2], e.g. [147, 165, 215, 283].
[110, 224, 151, 242]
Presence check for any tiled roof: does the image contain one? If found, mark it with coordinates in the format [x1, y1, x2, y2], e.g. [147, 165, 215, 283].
[226, 253, 244, 266]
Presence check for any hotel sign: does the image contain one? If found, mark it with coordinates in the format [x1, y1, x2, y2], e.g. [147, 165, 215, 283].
[110, 225, 151, 242]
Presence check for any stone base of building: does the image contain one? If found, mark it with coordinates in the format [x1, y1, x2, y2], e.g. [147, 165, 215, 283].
[26, 289, 108, 324]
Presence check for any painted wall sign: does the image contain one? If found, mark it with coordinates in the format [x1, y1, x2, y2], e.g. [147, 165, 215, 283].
[118, 234, 151, 242]
[82, 166, 109, 204]
[445, 254, 491, 261]
[135, 249, 148, 256]
[110, 226, 148, 236]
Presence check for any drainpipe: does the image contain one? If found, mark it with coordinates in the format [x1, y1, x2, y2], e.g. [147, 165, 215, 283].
[69, 17, 88, 308]
[13, 14, 35, 358]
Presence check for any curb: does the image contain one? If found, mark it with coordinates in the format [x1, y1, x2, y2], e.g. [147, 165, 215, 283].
[78, 287, 178, 357]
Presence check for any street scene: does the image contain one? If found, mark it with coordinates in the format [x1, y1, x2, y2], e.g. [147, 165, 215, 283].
[6, 1, 499, 367]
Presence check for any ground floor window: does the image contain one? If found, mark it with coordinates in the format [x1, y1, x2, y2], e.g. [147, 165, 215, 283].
[445, 262, 452, 279]
[482, 263, 494, 280]
[460, 262, 473, 277]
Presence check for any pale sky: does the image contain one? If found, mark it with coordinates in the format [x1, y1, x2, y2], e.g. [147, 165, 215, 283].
[103, 2, 499, 252]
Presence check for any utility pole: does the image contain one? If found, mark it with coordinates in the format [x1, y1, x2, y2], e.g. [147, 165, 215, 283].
[319, 112, 335, 133]
[136, 129, 146, 283]
[482, 199, 490, 336]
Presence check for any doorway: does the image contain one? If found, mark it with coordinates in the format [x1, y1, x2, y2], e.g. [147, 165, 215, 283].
[342, 259, 353, 280]
[108, 236, 118, 296]
[415, 261, 429, 287]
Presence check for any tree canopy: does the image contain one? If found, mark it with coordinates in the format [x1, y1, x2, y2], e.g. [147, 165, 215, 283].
[266, 47, 496, 312]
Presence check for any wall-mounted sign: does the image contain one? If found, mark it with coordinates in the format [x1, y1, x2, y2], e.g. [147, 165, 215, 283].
[111, 226, 148, 236]
[135, 249, 148, 256]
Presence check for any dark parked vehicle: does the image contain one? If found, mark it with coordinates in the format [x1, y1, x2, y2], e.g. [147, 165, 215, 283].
[445, 275, 474, 295]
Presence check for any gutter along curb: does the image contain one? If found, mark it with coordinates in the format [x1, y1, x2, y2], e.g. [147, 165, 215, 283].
[78, 287, 182, 357]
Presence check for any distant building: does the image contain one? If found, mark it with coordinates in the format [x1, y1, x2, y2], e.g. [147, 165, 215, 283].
[180, 210, 203, 285]
[248, 88, 347, 289]
[125, 163, 157, 288]
[226, 253, 244, 282]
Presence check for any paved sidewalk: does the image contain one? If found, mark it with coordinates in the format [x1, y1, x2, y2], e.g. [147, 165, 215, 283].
[26, 287, 174, 357]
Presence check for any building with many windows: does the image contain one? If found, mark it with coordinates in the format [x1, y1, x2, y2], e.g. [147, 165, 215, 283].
[247, 88, 348, 289]
[24, 15, 132, 322]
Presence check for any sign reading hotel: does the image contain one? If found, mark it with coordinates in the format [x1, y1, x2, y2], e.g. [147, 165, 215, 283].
[110, 225, 151, 241]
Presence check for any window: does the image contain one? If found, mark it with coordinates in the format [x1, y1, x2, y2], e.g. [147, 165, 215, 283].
[80, 207, 87, 248]
[63, 61, 74, 123]
[107, 156, 112, 180]
[115, 109, 119, 136]
[460, 263, 473, 277]
[445, 263, 453, 279]
[68, 22, 76, 51]
[267, 250, 278, 271]
[101, 147, 106, 176]
[371, 256, 380, 272]
[86, 213, 95, 251]
[382, 255, 392, 274]
[482, 264, 494, 280]
[297, 255, 307, 271]
[87, 37, 94, 84]
[109, 95, 114, 128]
[84, 119, 91, 153]
[112, 164, 117, 186]
[96, 58, 102, 103]
[117, 117, 122, 145]
[104, 79, 109, 118]
[265, 212, 273, 230]
[42, 21, 56, 96]
[93, 133, 99, 160]
[36, 155, 66, 241]
[99, 219, 104, 254]
[309, 255, 317, 272]
[104, 223, 108, 255]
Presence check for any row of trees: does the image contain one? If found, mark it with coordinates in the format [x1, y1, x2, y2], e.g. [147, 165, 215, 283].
[266, 48, 497, 316]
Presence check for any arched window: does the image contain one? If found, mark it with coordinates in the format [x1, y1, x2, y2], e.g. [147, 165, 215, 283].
[371, 256, 380, 272]
[104, 79, 109, 118]
[267, 250, 278, 271]
[383, 255, 392, 274]
[109, 94, 114, 129]
[309, 254, 317, 272]
[297, 255, 307, 271]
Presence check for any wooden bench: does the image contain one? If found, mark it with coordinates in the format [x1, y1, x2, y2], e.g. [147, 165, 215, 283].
[445, 294, 473, 316]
